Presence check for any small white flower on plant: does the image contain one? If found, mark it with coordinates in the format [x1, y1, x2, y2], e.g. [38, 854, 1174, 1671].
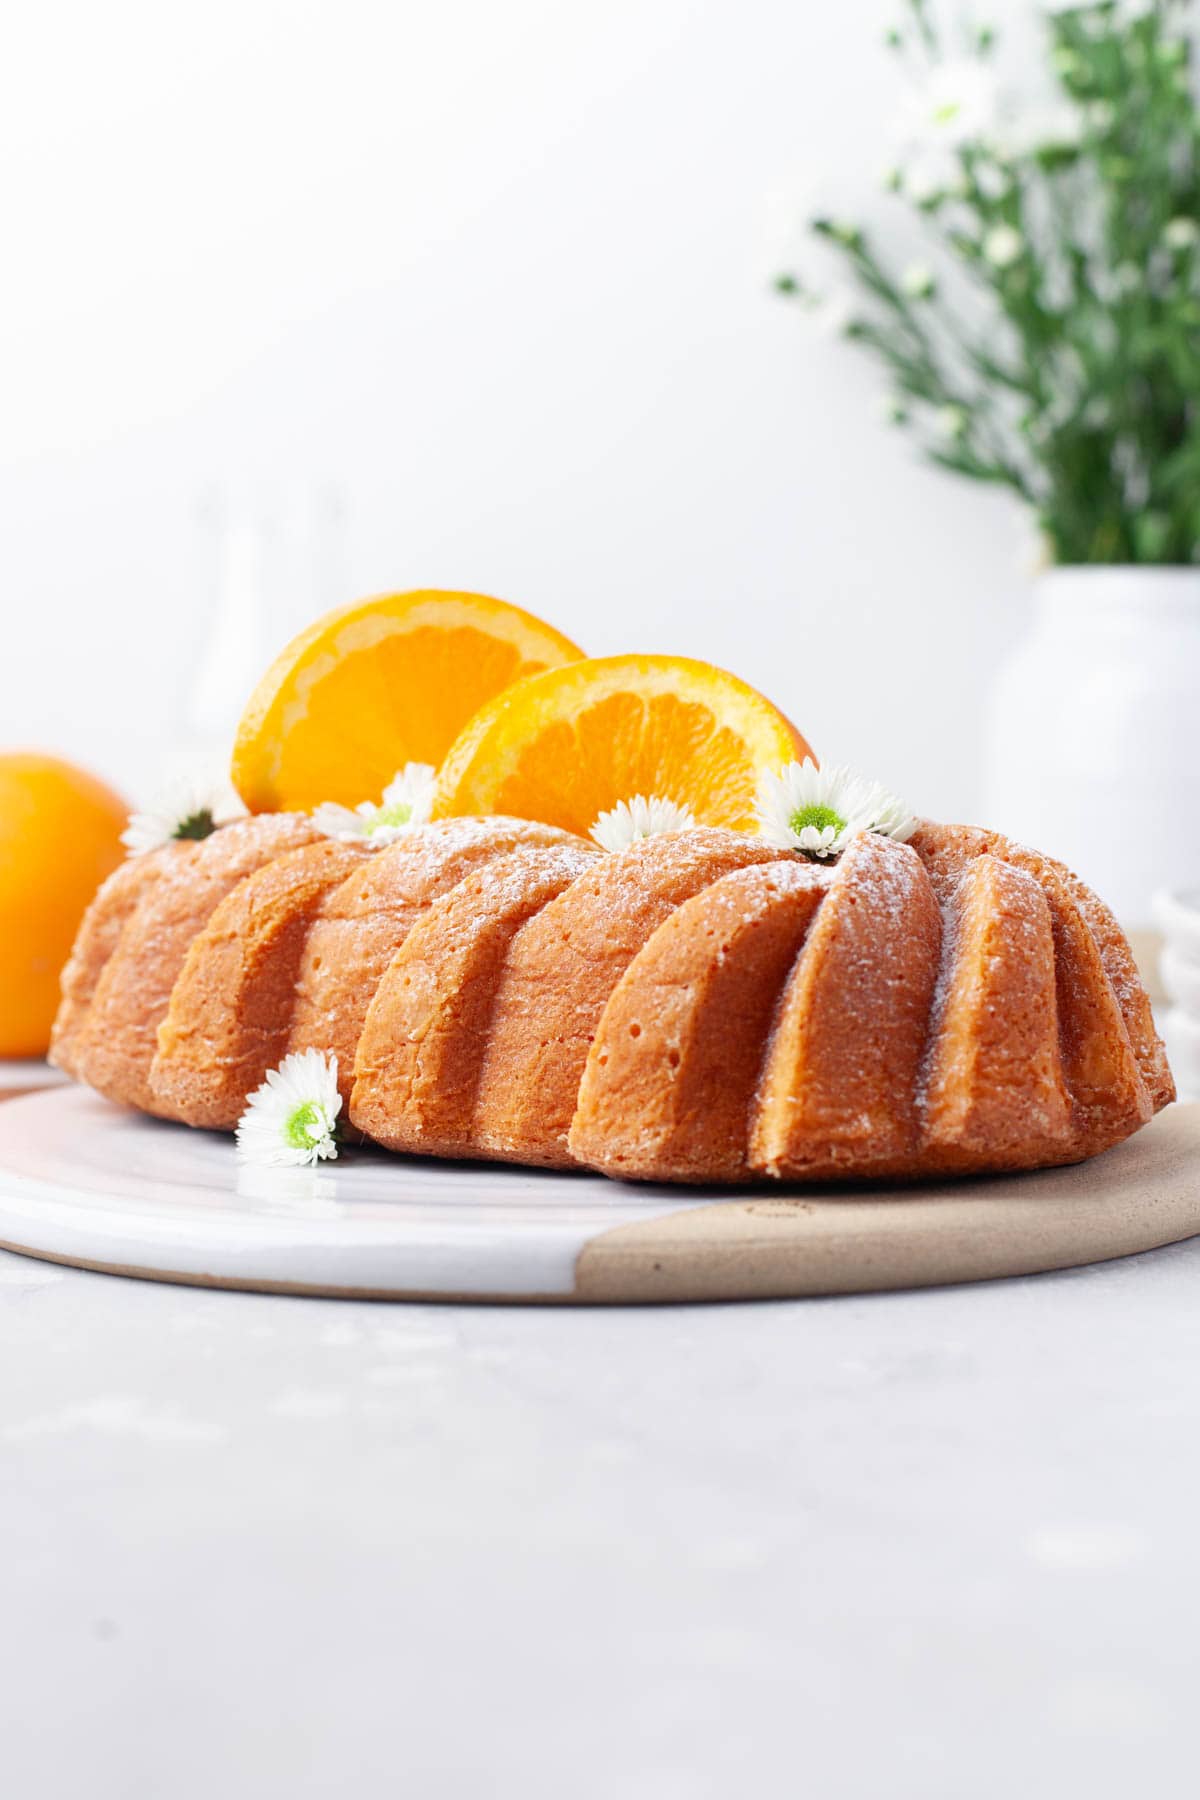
[901, 262, 936, 299]
[982, 224, 1024, 268]
[311, 763, 436, 847]
[235, 1050, 342, 1168]
[755, 760, 916, 861]
[821, 218, 862, 249]
[934, 404, 969, 440]
[903, 150, 967, 207]
[121, 771, 246, 857]
[1163, 217, 1200, 251]
[901, 60, 1000, 148]
[809, 284, 859, 337]
[1084, 99, 1117, 133]
[590, 794, 698, 852]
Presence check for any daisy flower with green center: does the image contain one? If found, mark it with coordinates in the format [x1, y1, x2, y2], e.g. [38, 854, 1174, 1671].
[755, 760, 915, 861]
[121, 771, 247, 856]
[235, 1050, 342, 1168]
[590, 794, 698, 853]
[311, 763, 436, 848]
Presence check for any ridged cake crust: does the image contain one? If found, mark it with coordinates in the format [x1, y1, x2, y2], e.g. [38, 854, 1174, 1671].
[570, 859, 830, 1181]
[51, 843, 188, 1079]
[921, 855, 1073, 1172]
[353, 842, 600, 1158]
[470, 828, 792, 1168]
[151, 838, 372, 1128]
[54, 817, 1173, 1184]
[286, 817, 585, 1101]
[750, 832, 943, 1180]
[52, 814, 319, 1115]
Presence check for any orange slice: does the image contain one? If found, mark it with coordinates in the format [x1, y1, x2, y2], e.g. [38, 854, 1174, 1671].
[432, 654, 814, 835]
[232, 590, 585, 812]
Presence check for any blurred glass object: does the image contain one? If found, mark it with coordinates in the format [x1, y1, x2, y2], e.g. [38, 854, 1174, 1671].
[186, 491, 269, 745]
[164, 486, 347, 785]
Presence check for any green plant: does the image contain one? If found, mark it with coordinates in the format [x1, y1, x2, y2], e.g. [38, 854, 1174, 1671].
[778, 0, 1200, 564]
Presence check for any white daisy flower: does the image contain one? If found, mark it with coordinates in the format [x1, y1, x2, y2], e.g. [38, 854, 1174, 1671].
[754, 760, 916, 861]
[934, 404, 969, 439]
[1084, 99, 1117, 133]
[983, 223, 1025, 268]
[903, 150, 967, 207]
[901, 60, 1000, 149]
[311, 763, 436, 848]
[235, 1050, 342, 1168]
[901, 262, 936, 299]
[1164, 216, 1200, 251]
[122, 771, 246, 856]
[590, 794, 698, 853]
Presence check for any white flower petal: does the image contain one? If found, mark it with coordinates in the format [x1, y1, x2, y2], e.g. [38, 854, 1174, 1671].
[754, 760, 915, 860]
[378, 762, 437, 826]
[590, 794, 698, 853]
[982, 223, 1024, 268]
[311, 764, 437, 848]
[934, 404, 968, 439]
[235, 1050, 342, 1169]
[900, 60, 999, 149]
[310, 802, 366, 842]
[900, 262, 936, 299]
[121, 769, 246, 857]
[903, 149, 965, 205]
[1164, 216, 1200, 251]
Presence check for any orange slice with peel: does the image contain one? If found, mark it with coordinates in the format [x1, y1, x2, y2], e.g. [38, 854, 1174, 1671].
[232, 590, 584, 813]
[432, 653, 814, 836]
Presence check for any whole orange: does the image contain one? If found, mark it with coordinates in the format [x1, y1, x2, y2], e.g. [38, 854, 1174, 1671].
[0, 753, 128, 1058]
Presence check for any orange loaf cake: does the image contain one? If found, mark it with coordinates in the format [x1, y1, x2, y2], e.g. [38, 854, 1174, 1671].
[52, 817, 1173, 1185]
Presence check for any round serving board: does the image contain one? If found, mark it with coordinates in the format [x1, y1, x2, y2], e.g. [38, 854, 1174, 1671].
[0, 1088, 1197, 1304]
[0, 1058, 68, 1100]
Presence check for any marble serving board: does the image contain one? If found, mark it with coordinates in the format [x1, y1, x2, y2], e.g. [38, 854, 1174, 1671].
[0, 1088, 1196, 1304]
[0, 1059, 69, 1101]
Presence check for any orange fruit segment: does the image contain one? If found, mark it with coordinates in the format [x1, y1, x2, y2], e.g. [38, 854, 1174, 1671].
[0, 752, 128, 1058]
[231, 590, 584, 813]
[432, 654, 814, 836]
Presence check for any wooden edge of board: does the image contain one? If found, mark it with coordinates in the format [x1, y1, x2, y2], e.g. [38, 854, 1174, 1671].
[572, 1105, 1200, 1303]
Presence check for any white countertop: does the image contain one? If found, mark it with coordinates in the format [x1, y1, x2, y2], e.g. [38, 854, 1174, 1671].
[3, 1236, 1198, 1798]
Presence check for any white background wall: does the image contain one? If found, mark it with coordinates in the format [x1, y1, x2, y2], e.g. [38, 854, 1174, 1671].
[1, 0, 1034, 820]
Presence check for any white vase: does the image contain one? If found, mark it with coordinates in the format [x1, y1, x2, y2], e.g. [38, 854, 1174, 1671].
[982, 566, 1200, 927]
